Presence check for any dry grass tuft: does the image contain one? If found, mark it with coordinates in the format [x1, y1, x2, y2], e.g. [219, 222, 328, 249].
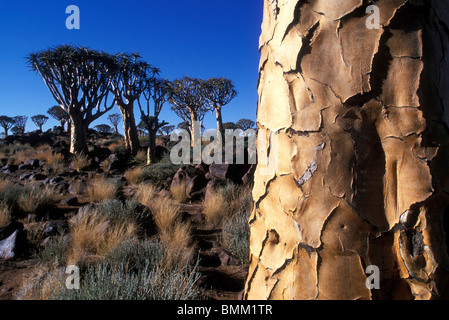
[0, 202, 11, 228]
[202, 190, 226, 227]
[68, 210, 138, 266]
[87, 178, 119, 203]
[202, 184, 253, 227]
[133, 183, 157, 206]
[124, 167, 147, 184]
[17, 183, 59, 213]
[170, 179, 188, 203]
[71, 153, 90, 171]
[148, 196, 180, 232]
[159, 221, 194, 269]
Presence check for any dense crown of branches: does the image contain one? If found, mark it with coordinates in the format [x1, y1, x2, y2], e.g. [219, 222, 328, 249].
[203, 78, 237, 110]
[27, 45, 116, 118]
[31, 114, 49, 131]
[169, 77, 207, 126]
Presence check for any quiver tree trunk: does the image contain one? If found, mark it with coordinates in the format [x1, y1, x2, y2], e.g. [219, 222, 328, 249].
[70, 115, 88, 155]
[244, 0, 449, 300]
[118, 103, 141, 156]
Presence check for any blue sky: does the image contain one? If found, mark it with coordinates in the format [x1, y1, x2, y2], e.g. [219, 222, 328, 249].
[0, 0, 262, 133]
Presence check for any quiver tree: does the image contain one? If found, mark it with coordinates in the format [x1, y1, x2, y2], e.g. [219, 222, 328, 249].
[27, 45, 116, 155]
[245, 0, 449, 300]
[12, 116, 27, 134]
[203, 77, 237, 140]
[138, 78, 170, 164]
[108, 113, 121, 135]
[110, 53, 158, 155]
[31, 114, 49, 132]
[158, 125, 175, 136]
[169, 77, 207, 148]
[236, 118, 255, 131]
[0, 116, 14, 138]
[94, 124, 112, 134]
[47, 106, 69, 131]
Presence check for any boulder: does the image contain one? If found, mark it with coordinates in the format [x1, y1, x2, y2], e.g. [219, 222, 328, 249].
[0, 231, 23, 260]
[107, 153, 127, 172]
[44, 220, 69, 236]
[218, 249, 240, 266]
[0, 222, 25, 260]
[61, 196, 78, 206]
[186, 174, 209, 199]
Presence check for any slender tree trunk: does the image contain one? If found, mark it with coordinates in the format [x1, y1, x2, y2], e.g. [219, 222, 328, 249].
[215, 105, 224, 141]
[69, 115, 88, 155]
[245, 0, 449, 300]
[117, 102, 140, 156]
[147, 128, 158, 165]
[60, 120, 66, 132]
[189, 110, 198, 149]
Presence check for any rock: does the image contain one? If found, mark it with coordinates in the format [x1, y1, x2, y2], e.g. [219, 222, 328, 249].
[49, 176, 64, 185]
[242, 164, 256, 185]
[61, 197, 78, 206]
[0, 221, 24, 241]
[18, 163, 34, 170]
[55, 180, 69, 191]
[24, 159, 40, 168]
[44, 220, 69, 236]
[1, 164, 18, 173]
[209, 163, 229, 180]
[0, 230, 24, 260]
[19, 173, 32, 181]
[29, 173, 47, 181]
[107, 153, 127, 172]
[218, 249, 239, 266]
[189, 187, 207, 201]
[68, 180, 87, 195]
[186, 174, 209, 199]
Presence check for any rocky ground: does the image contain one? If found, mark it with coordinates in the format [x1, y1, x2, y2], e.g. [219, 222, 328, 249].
[0, 130, 254, 300]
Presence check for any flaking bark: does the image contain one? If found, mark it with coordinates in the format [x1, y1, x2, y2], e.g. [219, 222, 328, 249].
[245, 0, 449, 300]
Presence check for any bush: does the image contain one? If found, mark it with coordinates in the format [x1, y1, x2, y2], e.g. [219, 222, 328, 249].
[87, 178, 119, 203]
[0, 202, 11, 228]
[33, 235, 70, 269]
[222, 211, 251, 265]
[17, 184, 59, 213]
[71, 152, 90, 171]
[22, 239, 202, 300]
[145, 163, 181, 186]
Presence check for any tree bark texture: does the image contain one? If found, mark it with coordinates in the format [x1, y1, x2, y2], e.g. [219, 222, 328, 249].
[70, 115, 88, 155]
[244, 0, 449, 300]
[118, 103, 141, 156]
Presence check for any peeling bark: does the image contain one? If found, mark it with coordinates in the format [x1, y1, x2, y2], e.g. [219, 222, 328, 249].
[245, 0, 449, 300]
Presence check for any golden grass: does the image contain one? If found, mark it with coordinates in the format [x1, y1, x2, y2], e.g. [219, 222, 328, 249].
[71, 152, 90, 171]
[68, 210, 138, 266]
[87, 178, 119, 203]
[19, 266, 66, 300]
[149, 196, 181, 232]
[202, 184, 254, 227]
[134, 149, 147, 164]
[0, 202, 11, 228]
[202, 190, 226, 227]
[133, 183, 157, 206]
[0, 177, 11, 194]
[124, 167, 147, 184]
[159, 221, 194, 269]
[170, 179, 188, 203]
[17, 184, 59, 213]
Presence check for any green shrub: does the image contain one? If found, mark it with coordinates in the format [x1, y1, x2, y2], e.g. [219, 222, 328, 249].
[144, 162, 181, 186]
[222, 211, 251, 265]
[33, 236, 70, 269]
